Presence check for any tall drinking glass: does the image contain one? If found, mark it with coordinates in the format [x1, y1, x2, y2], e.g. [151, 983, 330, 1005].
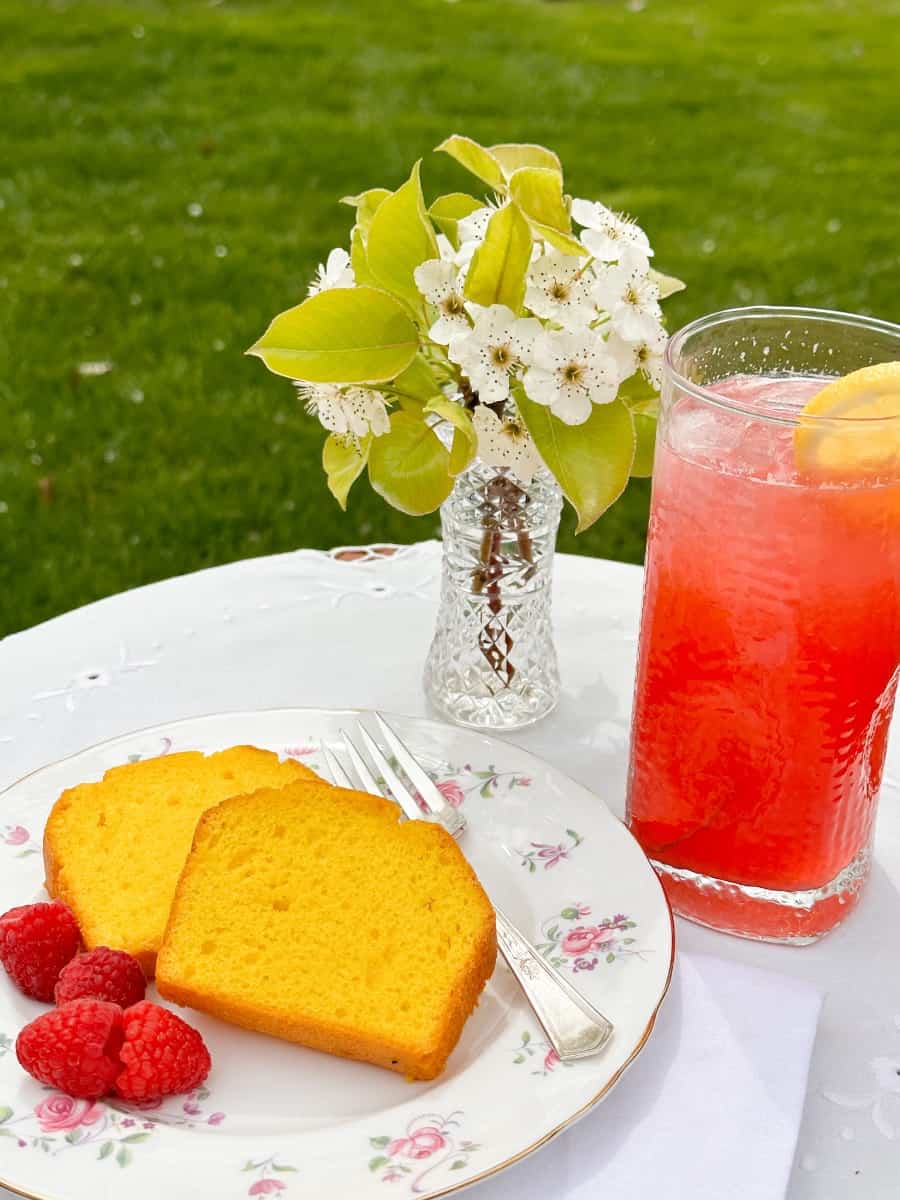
[626, 307, 900, 943]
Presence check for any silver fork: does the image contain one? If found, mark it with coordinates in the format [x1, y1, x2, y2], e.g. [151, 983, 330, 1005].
[320, 719, 614, 1062]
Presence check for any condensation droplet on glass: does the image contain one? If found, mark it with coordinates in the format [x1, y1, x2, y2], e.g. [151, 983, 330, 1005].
[68, 253, 83, 267]
[152, 255, 165, 269]
[0, 277, 7, 288]
[104, 448, 118, 464]
[283, 498, 296, 512]
[212, 338, 225, 351]
[187, 202, 203, 218]
[129, 293, 142, 306]
[26, 438, 36, 450]
[757, 52, 770, 65]
[840, 1126, 855, 1141]
[826, 219, 842, 234]
[214, 244, 228, 258]
[273, 411, 286, 425]
[129, 534, 141, 545]
[626, 0, 646, 10]
[702, 238, 716, 254]
[30, 453, 43, 466]
[800, 1154, 817, 1172]
[132, 24, 145, 38]
[78, 361, 114, 376]
[130, 388, 144, 404]
[0, 501, 8, 515]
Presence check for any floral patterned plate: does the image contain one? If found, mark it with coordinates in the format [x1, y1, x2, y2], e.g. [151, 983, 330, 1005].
[0, 708, 674, 1200]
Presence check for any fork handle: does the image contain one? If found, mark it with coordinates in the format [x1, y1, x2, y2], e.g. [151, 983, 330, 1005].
[494, 906, 614, 1061]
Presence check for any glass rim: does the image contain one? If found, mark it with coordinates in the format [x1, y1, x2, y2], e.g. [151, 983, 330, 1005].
[664, 305, 900, 427]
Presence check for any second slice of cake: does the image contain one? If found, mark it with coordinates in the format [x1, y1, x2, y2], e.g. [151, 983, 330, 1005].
[156, 780, 497, 1080]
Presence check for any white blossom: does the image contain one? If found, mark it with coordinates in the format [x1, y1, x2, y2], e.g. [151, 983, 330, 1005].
[295, 382, 389, 439]
[523, 329, 618, 425]
[307, 247, 354, 296]
[606, 326, 668, 390]
[524, 249, 595, 325]
[413, 259, 470, 344]
[448, 304, 541, 405]
[435, 233, 457, 262]
[590, 248, 663, 342]
[571, 198, 653, 263]
[471, 404, 544, 484]
[456, 202, 500, 270]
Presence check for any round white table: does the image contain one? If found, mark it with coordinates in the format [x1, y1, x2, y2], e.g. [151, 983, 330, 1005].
[1, 543, 898, 1198]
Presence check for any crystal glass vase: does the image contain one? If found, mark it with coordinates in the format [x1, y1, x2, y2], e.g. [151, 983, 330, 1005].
[424, 459, 563, 731]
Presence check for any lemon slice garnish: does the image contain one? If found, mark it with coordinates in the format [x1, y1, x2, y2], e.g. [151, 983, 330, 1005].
[795, 361, 900, 474]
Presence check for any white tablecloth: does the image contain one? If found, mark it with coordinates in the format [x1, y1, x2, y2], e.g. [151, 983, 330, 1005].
[1, 542, 898, 1198]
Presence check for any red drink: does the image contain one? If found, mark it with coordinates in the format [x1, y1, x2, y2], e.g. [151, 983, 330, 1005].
[626, 309, 900, 942]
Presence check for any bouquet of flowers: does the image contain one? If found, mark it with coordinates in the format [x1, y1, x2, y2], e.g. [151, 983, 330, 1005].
[249, 135, 684, 531]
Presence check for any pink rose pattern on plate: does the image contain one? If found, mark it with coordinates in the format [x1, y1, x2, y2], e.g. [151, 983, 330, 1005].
[510, 1031, 571, 1077]
[2, 824, 39, 858]
[368, 1112, 479, 1193]
[515, 829, 583, 872]
[0, 1056, 226, 1168]
[536, 904, 643, 973]
[242, 1155, 298, 1195]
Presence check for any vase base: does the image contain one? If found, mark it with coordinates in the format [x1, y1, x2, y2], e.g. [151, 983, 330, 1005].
[424, 671, 558, 732]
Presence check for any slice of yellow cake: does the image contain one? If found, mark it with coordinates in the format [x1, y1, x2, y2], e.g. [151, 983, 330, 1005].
[156, 780, 497, 1080]
[44, 747, 317, 975]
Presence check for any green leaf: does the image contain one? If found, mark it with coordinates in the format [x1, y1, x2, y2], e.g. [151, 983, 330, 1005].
[99, 1142, 115, 1161]
[631, 411, 657, 477]
[116, 1146, 132, 1168]
[606, 952, 616, 964]
[565, 828, 581, 841]
[323, 432, 371, 510]
[121, 1133, 152, 1144]
[0, 1107, 12, 1125]
[515, 387, 635, 532]
[464, 203, 532, 312]
[533, 224, 587, 256]
[649, 267, 686, 299]
[508, 167, 571, 234]
[429, 192, 483, 248]
[369, 1155, 390, 1172]
[392, 356, 444, 407]
[366, 161, 438, 308]
[350, 226, 379, 288]
[513, 1054, 526, 1064]
[435, 135, 505, 189]
[521, 1030, 531, 1044]
[424, 397, 477, 475]
[340, 187, 391, 236]
[272, 1164, 298, 1173]
[490, 142, 562, 179]
[618, 369, 659, 414]
[369, 1136, 391, 1150]
[449, 1160, 468, 1170]
[248, 287, 419, 384]
[65, 1130, 82, 1144]
[368, 411, 453, 515]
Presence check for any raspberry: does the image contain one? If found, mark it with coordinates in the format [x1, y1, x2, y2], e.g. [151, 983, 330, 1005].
[55, 947, 146, 1008]
[16, 1000, 123, 1099]
[0, 901, 82, 1002]
[115, 1001, 211, 1102]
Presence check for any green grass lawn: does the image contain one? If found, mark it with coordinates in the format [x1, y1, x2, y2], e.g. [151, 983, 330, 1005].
[1, 0, 898, 636]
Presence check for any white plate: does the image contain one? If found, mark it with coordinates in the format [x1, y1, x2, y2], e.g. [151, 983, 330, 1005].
[0, 709, 674, 1200]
